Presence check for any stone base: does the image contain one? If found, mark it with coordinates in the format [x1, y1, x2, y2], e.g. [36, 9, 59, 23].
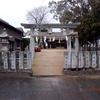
[62, 68, 100, 76]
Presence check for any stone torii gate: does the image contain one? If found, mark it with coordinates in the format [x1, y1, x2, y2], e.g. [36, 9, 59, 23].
[21, 23, 79, 64]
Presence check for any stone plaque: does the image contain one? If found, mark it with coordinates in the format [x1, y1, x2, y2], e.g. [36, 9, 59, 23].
[91, 52, 97, 68]
[85, 51, 90, 68]
[18, 51, 23, 69]
[64, 52, 69, 69]
[11, 51, 16, 69]
[2, 52, 8, 69]
[26, 52, 31, 69]
[98, 51, 100, 68]
[71, 52, 76, 68]
[78, 51, 83, 68]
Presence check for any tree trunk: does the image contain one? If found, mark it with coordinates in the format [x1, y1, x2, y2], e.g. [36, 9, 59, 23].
[93, 42, 95, 51]
[89, 42, 91, 51]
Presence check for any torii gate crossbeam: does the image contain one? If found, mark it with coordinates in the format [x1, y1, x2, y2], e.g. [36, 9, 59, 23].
[21, 23, 80, 29]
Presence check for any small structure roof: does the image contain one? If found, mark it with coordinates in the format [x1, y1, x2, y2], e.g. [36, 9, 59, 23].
[0, 18, 23, 33]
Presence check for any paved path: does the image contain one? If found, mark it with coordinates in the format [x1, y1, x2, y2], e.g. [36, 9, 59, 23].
[32, 49, 66, 76]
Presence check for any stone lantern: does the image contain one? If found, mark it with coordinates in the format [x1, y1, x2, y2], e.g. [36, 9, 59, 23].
[0, 28, 12, 51]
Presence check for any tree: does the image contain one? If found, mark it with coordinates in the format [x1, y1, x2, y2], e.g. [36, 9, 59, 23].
[26, 6, 49, 25]
[76, 1, 100, 51]
[48, 0, 95, 23]
[22, 38, 30, 51]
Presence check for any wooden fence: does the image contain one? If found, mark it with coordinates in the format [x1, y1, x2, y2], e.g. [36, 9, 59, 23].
[64, 51, 100, 70]
[0, 51, 32, 74]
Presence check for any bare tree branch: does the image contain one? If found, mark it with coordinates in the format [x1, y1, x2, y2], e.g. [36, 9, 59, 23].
[26, 6, 49, 25]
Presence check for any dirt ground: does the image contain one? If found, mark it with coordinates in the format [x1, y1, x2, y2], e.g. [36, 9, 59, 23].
[32, 49, 66, 76]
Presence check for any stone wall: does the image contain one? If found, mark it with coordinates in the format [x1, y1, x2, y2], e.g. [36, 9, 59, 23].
[64, 51, 100, 70]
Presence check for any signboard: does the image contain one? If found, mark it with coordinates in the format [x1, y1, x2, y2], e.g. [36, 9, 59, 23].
[85, 51, 90, 68]
[91, 52, 97, 68]
[71, 52, 76, 68]
[64, 52, 69, 69]
[11, 51, 16, 69]
[78, 51, 83, 68]
[18, 51, 23, 69]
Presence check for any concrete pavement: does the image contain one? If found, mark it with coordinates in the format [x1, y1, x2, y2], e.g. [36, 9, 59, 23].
[0, 75, 100, 100]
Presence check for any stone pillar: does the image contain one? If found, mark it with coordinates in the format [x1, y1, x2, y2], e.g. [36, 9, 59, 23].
[75, 34, 79, 56]
[64, 28, 69, 49]
[67, 35, 71, 68]
[30, 28, 35, 64]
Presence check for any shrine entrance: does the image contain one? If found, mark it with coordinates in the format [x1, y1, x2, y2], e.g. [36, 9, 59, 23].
[21, 23, 79, 75]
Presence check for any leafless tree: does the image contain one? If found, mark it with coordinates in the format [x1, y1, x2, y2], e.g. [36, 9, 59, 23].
[26, 6, 49, 25]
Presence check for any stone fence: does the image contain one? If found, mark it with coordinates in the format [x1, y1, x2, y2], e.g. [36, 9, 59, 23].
[64, 51, 100, 70]
[0, 51, 32, 73]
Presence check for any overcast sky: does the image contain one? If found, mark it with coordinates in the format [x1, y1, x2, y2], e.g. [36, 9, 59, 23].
[0, 0, 59, 28]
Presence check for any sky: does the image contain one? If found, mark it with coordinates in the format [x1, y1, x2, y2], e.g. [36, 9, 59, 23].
[0, 0, 59, 28]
